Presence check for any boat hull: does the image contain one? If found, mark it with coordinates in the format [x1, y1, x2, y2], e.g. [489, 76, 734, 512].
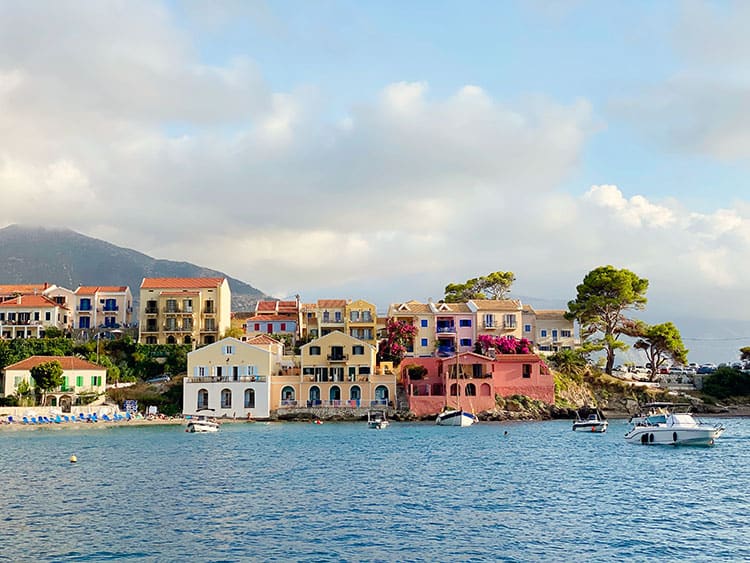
[624, 426, 724, 446]
[573, 421, 608, 433]
[436, 410, 477, 427]
[186, 421, 219, 433]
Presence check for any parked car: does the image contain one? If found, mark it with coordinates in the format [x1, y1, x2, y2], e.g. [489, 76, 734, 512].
[145, 375, 171, 384]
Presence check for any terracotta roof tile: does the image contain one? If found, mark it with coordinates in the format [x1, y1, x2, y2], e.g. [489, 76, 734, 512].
[0, 284, 51, 295]
[244, 315, 297, 323]
[317, 299, 347, 308]
[0, 295, 62, 308]
[470, 299, 522, 311]
[435, 302, 472, 313]
[75, 286, 129, 295]
[246, 334, 282, 346]
[534, 309, 569, 320]
[140, 277, 225, 289]
[4, 355, 104, 371]
[256, 301, 278, 312]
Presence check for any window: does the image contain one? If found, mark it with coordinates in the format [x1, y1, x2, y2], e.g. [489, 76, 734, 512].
[350, 311, 360, 322]
[223, 345, 235, 355]
[244, 389, 255, 408]
[540, 329, 547, 337]
[303, 367, 314, 375]
[280, 323, 286, 331]
[45, 312, 51, 321]
[310, 346, 321, 356]
[421, 338, 428, 347]
[34, 312, 40, 321]
[267, 324, 273, 333]
[0, 313, 3, 321]
[420, 319, 428, 327]
[484, 314, 494, 328]
[247, 365, 257, 375]
[323, 312, 330, 322]
[524, 324, 531, 333]
[91, 376, 101, 386]
[552, 330, 558, 341]
[197, 389, 209, 410]
[76, 376, 84, 387]
[561, 330, 571, 338]
[352, 345, 365, 355]
[166, 299, 177, 313]
[79, 317, 90, 329]
[254, 323, 260, 331]
[335, 311, 342, 322]
[523, 364, 532, 378]
[198, 366, 207, 377]
[359, 366, 371, 375]
[504, 314, 517, 328]
[221, 389, 232, 408]
[183, 299, 193, 312]
[460, 338, 472, 347]
[459, 319, 471, 327]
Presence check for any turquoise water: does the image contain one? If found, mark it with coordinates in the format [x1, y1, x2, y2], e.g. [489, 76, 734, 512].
[1, 418, 749, 562]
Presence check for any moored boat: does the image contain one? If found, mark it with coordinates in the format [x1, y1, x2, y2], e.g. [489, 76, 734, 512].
[624, 411, 724, 446]
[572, 412, 608, 433]
[367, 410, 390, 429]
[185, 415, 220, 433]
[436, 409, 477, 427]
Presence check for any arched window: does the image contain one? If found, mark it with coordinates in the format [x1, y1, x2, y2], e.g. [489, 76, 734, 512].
[244, 389, 255, 408]
[309, 386, 320, 402]
[184, 336, 192, 345]
[450, 383, 459, 396]
[166, 335, 176, 344]
[465, 383, 476, 396]
[375, 385, 389, 401]
[432, 383, 444, 396]
[197, 389, 209, 410]
[221, 388, 232, 408]
[281, 386, 295, 403]
[330, 385, 341, 401]
[349, 386, 361, 400]
[49, 396, 57, 406]
[480, 383, 491, 396]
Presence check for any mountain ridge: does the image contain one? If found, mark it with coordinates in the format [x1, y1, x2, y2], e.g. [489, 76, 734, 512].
[0, 225, 268, 311]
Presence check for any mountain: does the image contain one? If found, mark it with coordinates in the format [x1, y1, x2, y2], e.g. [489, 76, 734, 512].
[0, 225, 268, 311]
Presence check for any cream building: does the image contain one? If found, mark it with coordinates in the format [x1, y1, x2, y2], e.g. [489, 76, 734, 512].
[528, 309, 577, 353]
[387, 300, 436, 357]
[0, 294, 70, 339]
[299, 331, 393, 407]
[184, 337, 272, 419]
[139, 277, 231, 346]
[73, 285, 133, 331]
[468, 299, 524, 340]
[1, 356, 106, 410]
[344, 299, 377, 347]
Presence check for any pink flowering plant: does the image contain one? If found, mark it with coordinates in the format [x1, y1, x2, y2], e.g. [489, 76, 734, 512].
[377, 318, 418, 366]
[476, 334, 532, 355]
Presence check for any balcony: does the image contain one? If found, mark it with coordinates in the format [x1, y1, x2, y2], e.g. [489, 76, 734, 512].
[102, 305, 120, 312]
[203, 307, 216, 314]
[142, 326, 158, 333]
[200, 326, 217, 333]
[436, 326, 456, 335]
[77, 306, 92, 312]
[327, 354, 349, 362]
[503, 322, 518, 330]
[164, 307, 180, 314]
[185, 375, 267, 384]
[483, 322, 497, 330]
[144, 307, 158, 314]
[163, 325, 192, 333]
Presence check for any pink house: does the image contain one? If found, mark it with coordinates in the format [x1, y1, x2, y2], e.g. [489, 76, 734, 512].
[400, 352, 554, 417]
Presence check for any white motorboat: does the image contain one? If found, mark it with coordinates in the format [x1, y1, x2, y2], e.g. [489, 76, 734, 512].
[185, 416, 220, 433]
[628, 402, 682, 426]
[624, 411, 724, 446]
[367, 410, 390, 430]
[436, 409, 477, 427]
[572, 412, 608, 433]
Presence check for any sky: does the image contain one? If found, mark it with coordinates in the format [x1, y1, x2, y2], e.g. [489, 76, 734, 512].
[1, 0, 749, 362]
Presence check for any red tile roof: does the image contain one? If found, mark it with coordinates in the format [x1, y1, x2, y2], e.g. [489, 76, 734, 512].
[256, 301, 278, 312]
[277, 300, 299, 312]
[247, 334, 282, 346]
[4, 355, 104, 371]
[140, 277, 225, 289]
[317, 299, 347, 308]
[470, 299, 522, 311]
[75, 286, 129, 295]
[159, 291, 200, 296]
[0, 295, 61, 308]
[0, 283, 51, 295]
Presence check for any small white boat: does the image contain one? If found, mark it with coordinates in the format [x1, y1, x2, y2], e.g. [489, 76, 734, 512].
[436, 409, 477, 427]
[572, 412, 608, 433]
[624, 411, 724, 446]
[185, 416, 220, 433]
[367, 410, 390, 430]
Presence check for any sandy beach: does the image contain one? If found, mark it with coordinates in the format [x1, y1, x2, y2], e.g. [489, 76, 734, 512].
[0, 417, 184, 432]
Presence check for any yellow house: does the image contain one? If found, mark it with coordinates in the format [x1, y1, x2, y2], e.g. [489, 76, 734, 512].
[530, 309, 577, 354]
[344, 299, 377, 347]
[139, 277, 231, 346]
[386, 300, 435, 357]
[299, 331, 393, 407]
[468, 299, 524, 340]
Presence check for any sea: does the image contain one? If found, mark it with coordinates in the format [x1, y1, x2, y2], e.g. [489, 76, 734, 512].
[0, 418, 748, 562]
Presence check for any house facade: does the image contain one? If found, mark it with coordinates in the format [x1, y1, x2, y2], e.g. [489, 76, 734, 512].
[184, 337, 272, 419]
[0, 295, 70, 339]
[298, 331, 393, 408]
[344, 299, 378, 347]
[139, 277, 231, 346]
[74, 286, 133, 331]
[400, 352, 554, 417]
[468, 299, 524, 340]
[530, 309, 576, 353]
[1, 355, 106, 410]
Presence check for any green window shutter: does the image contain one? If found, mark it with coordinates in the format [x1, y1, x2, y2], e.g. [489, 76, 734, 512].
[62, 376, 68, 390]
[76, 375, 83, 387]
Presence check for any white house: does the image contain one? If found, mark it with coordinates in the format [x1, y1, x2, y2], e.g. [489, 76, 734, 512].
[184, 337, 273, 419]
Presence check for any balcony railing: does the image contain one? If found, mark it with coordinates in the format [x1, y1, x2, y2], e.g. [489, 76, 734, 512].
[503, 322, 517, 330]
[436, 326, 456, 334]
[280, 400, 298, 407]
[163, 325, 192, 332]
[102, 305, 120, 312]
[327, 354, 348, 362]
[185, 375, 267, 384]
[142, 326, 158, 333]
[201, 326, 217, 333]
[144, 307, 158, 314]
[77, 306, 92, 312]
